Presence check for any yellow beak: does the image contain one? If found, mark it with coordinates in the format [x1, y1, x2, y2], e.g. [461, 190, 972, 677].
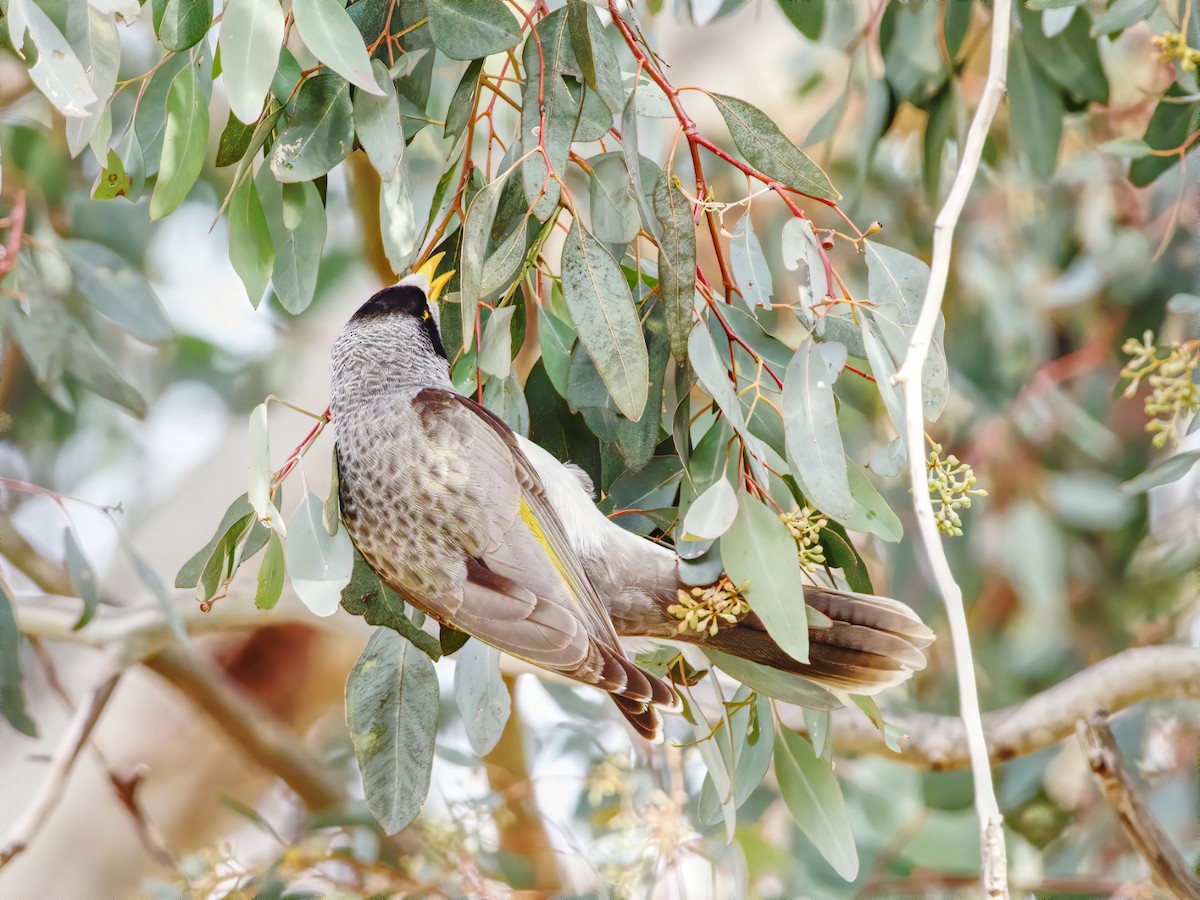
[414, 252, 454, 305]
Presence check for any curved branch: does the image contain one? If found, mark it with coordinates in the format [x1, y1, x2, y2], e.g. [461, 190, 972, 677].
[810, 647, 1200, 769]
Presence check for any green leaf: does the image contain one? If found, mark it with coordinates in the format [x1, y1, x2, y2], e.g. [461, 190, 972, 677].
[721, 492, 809, 663]
[92, 149, 132, 200]
[354, 59, 404, 177]
[703, 649, 840, 710]
[453, 638, 511, 756]
[710, 93, 838, 201]
[589, 152, 640, 245]
[478, 306, 517, 378]
[863, 241, 949, 421]
[60, 240, 172, 343]
[459, 174, 509, 351]
[782, 338, 856, 522]
[776, 0, 823, 40]
[567, 1, 623, 114]
[341, 552, 442, 659]
[150, 63, 210, 220]
[1099, 137, 1151, 158]
[65, 529, 101, 630]
[1121, 450, 1200, 494]
[346, 628, 439, 834]
[842, 457, 903, 543]
[482, 372, 530, 436]
[247, 403, 282, 533]
[682, 477, 737, 540]
[228, 175, 274, 307]
[254, 531, 286, 610]
[426, 0, 521, 60]
[269, 73, 354, 182]
[285, 492, 354, 617]
[152, 0, 213, 52]
[521, 9, 578, 219]
[292, 0, 386, 96]
[176, 494, 255, 588]
[7, 0, 99, 117]
[220, 0, 285, 124]
[774, 727, 859, 880]
[216, 112, 254, 168]
[256, 171, 327, 314]
[380, 159, 419, 272]
[729, 216, 772, 308]
[1017, 5, 1108, 104]
[1007, 35, 1064, 180]
[698, 692, 773, 826]
[64, 1, 120, 158]
[0, 577, 37, 736]
[538, 306, 575, 396]
[781, 217, 829, 308]
[440, 625, 470, 657]
[1130, 86, 1200, 187]
[654, 170, 698, 364]
[124, 543, 186, 640]
[560, 220, 649, 421]
[444, 59, 483, 140]
[1091, 0, 1157, 35]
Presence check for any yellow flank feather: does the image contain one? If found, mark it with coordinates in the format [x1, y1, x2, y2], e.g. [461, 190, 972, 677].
[518, 497, 574, 591]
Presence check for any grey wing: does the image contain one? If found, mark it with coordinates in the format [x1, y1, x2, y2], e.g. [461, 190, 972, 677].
[412, 389, 673, 706]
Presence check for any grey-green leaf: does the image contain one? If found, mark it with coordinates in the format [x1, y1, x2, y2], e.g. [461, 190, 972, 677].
[720, 492, 809, 663]
[269, 74, 354, 182]
[710, 93, 838, 201]
[152, 0, 213, 52]
[730, 216, 773, 308]
[285, 492, 354, 617]
[560, 221, 649, 420]
[291, 0, 385, 96]
[150, 63, 209, 220]
[0, 577, 38, 736]
[654, 169, 697, 363]
[703, 649, 840, 710]
[254, 530, 286, 611]
[228, 174, 274, 307]
[354, 59, 404, 177]
[453, 638, 511, 756]
[774, 728, 859, 880]
[256, 171, 327, 314]
[347, 628, 439, 834]
[61, 240, 172, 343]
[220, 0, 285, 123]
[783, 338, 856, 522]
[426, 0, 521, 60]
[1121, 451, 1200, 494]
[65, 529, 101, 630]
[589, 152, 640, 244]
[459, 174, 508, 350]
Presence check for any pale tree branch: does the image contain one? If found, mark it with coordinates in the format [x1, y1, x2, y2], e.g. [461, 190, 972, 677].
[1076, 713, 1200, 898]
[890, 0, 1013, 893]
[0, 671, 121, 870]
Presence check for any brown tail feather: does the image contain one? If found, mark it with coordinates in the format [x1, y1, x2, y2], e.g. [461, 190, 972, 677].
[611, 693, 663, 742]
[696, 587, 935, 694]
[590, 645, 680, 741]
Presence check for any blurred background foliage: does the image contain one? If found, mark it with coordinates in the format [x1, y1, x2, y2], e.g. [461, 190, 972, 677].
[0, 0, 1198, 896]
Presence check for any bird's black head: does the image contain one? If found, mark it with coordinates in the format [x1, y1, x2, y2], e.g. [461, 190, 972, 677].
[350, 283, 447, 360]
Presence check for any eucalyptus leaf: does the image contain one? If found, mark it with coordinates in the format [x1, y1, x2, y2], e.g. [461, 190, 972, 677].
[453, 638, 511, 756]
[7, 0, 99, 117]
[730, 216, 772, 308]
[0, 578, 37, 736]
[710, 93, 838, 201]
[228, 175, 274, 307]
[346, 628, 439, 834]
[256, 170, 327, 314]
[1121, 451, 1200, 494]
[560, 221, 649, 421]
[704, 649, 840, 710]
[426, 0, 521, 60]
[774, 727, 859, 880]
[721, 492, 809, 663]
[269, 74, 354, 182]
[65, 529, 101, 630]
[292, 0, 386, 96]
[150, 63, 209, 220]
[220, 0, 284, 124]
[65, 1, 120, 157]
[654, 169, 698, 363]
[782, 339, 856, 522]
[61, 240, 172, 343]
[354, 60, 404, 177]
[285, 492, 354, 617]
[151, 0, 212, 51]
[254, 531, 285, 611]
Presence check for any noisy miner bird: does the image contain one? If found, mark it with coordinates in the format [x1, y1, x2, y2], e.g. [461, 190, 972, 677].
[331, 257, 935, 741]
